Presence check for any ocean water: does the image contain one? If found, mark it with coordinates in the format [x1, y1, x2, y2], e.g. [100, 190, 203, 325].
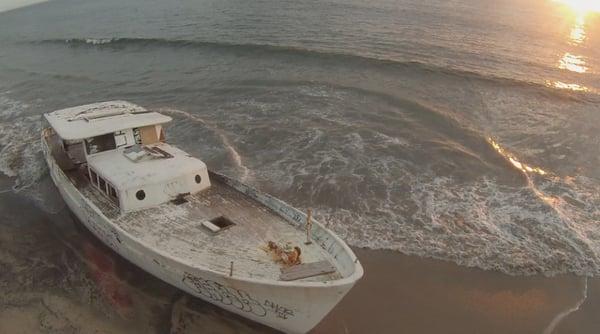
[1, 0, 600, 284]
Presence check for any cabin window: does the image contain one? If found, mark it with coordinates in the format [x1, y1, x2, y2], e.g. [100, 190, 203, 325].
[85, 133, 117, 154]
[64, 141, 85, 164]
[89, 167, 119, 205]
[136, 190, 146, 200]
[159, 126, 166, 142]
[109, 185, 117, 199]
[133, 128, 142, 144]
[98, 176, 106, 191]
[90, 169, 98, 186]
[114, 131, 128, 147]
[85, 133, 116, 155]
[107, 183, 119, 204]
[195, 175, 201, 184]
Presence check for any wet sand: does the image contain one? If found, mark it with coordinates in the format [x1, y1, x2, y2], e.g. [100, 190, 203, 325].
[315, 249, 597, 334]
[0, 178, 598, 334]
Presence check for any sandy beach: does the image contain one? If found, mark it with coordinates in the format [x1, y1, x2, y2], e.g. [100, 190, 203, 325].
[316, 249, 596, 334]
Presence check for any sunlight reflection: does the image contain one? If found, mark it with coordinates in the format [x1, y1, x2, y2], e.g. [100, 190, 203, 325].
[545, 80, 589, 91]
[489, 135, 561, 214]
[569, 14, 586, 44]
[553, 0, 600, 14]
[559, 52, 588, 73]
[488, 138, 547, 176]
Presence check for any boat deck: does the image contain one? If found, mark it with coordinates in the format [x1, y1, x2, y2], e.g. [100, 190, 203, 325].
[72, 168, 341, 282]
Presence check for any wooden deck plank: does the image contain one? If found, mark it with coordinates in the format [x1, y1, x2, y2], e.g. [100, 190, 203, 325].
[280, 261, 337, 281]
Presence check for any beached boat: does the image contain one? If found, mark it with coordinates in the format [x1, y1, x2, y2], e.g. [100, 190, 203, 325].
[40, 101, 363, 333]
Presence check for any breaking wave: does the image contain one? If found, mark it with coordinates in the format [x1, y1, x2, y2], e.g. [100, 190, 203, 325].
[0, 93, 63, 213]
[316, 175, 600, 276]
[32, 38, 599, 101]
[0, 93, 44, 189]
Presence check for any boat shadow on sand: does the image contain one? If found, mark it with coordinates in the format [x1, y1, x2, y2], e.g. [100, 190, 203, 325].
[0, 186, 279, 334]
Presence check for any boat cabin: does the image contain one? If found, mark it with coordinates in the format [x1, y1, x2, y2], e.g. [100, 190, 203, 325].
[43, 101, 211, 212]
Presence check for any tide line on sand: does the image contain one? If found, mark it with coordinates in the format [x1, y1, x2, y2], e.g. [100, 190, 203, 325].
[543, 277, 588, 334]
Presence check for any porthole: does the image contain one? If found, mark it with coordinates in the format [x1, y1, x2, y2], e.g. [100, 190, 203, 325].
[195, 175, 201, 184]
[136, 190, 146, 200]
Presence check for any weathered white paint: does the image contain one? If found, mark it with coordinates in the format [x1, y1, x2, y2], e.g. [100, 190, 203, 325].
[44, 101, 171, 140]
[87, 143, 210, 212]
[40, 102, 364, 334]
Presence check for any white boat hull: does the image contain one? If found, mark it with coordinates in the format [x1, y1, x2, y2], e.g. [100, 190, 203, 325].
[42, 137, 360, 334]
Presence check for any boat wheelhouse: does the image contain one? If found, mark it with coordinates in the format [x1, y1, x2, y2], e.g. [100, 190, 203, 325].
[44, 101, 211, 212]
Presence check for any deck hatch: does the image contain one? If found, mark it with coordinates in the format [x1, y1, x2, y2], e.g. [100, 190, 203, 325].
[202, 216, 235, 234]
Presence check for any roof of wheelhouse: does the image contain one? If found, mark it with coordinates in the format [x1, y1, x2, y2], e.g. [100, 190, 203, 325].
[44, 101, 172, 140]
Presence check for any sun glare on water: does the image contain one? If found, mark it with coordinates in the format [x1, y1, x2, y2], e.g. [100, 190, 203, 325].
[488, 138, 547, 176]
[548, 0, 596, 90]
[553, 0, 600, 14]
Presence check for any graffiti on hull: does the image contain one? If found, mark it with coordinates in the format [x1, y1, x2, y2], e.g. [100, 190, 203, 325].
[182, 272, 294, 319]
